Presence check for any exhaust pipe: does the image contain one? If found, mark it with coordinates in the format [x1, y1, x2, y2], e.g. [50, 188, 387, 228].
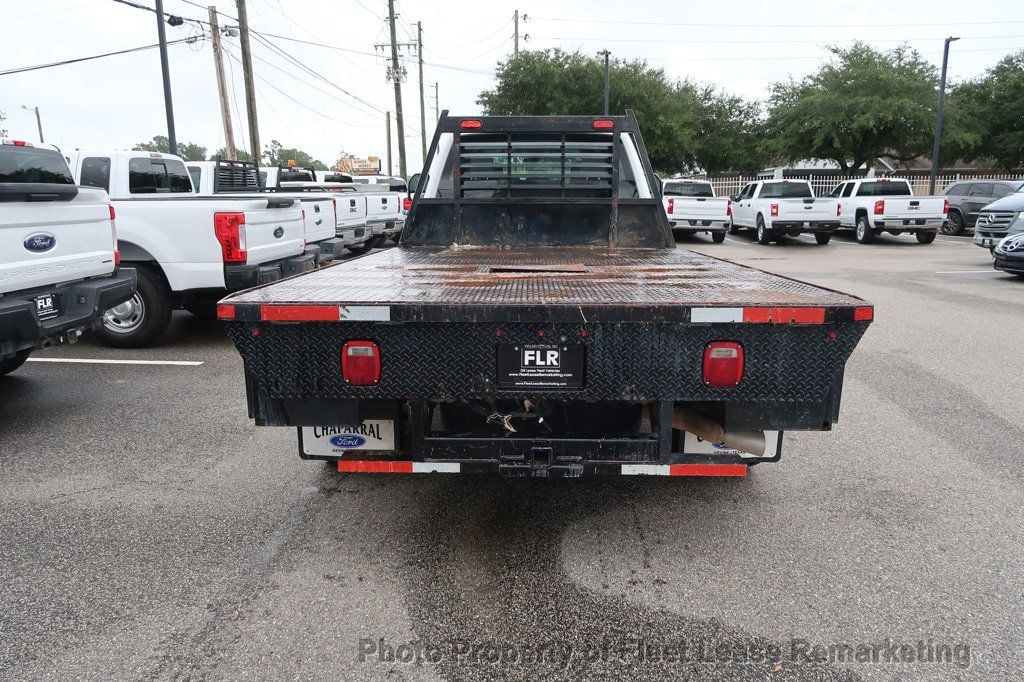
[671, 405, 766, 457]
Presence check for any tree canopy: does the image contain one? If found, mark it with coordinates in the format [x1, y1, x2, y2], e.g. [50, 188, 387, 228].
[133, 136, 207, 161]
[211, 148, 252, 162]
[262, 140, 327, 170]
[946, 50, 1024, 170]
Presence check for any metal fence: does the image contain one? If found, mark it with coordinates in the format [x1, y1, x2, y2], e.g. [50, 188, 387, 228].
[681, 172, 1024, 198]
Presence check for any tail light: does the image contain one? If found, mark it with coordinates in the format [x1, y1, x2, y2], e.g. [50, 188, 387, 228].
[592, 119, 615, 130]
[703, 341, 745, 388]
[342, 340, 382, 385]
[874, 200, 885, 215]
[460, 119, 482, 129]
[727, 199, 732, 216]
[837, 203, 842, 216]
[214, 212, 247, 264]
[332, 198, 338, 225]
[667, 198, 674, 215]
[943, 198, 949, 215]
[109, 204, 120, 267]
[770, 203, 779, 217]
[403, 196, 412, 211]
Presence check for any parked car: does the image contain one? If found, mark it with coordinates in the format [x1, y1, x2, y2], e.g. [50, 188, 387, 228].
[729, 179, 839, 245]
[828, 178, 947, 244]
[66, 150, 310, 346]
[941, 179, 1023, 235]
[1, 140, 135, 376]
[660, 180, 730, 243]
[973, 191, 1024, 251]
[992, 233, 1024, 277]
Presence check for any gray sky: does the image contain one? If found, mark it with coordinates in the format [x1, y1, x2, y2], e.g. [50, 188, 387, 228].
[3, 0, 1023, 173]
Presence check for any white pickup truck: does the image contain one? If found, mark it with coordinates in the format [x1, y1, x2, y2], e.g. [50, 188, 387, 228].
[66, 150, 312, 347]
[186, 160, 350, 260]
[729, 179, 840, 245]
[827, 178, 947, 244]
[1, 140, 135, 375]
[660, 179, 730, 243]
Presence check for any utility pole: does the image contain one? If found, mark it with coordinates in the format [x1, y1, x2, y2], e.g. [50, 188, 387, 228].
[388, 0, 407, 178]
[386, 111, 393, 176]
[600, 50, 611, 115]
[929, 36, 960, 194]
[417, 21, 426, 160]
[154, 0, 177, 155]
[21, 106, 43, 143]
[432, 82, 439, 122]
[236, 0, 260, 168]
[208, 6, 236, 160]
[514, 10, 519, 56]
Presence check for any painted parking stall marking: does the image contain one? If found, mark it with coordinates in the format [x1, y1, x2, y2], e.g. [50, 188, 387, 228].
[26, 358, 204, 366]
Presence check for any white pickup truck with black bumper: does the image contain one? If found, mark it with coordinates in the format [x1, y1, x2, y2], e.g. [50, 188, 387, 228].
[66, 150, 310, 347]
[828, 178, 947, 244]
[660, 179, 730, 243]
[1, 141, 135, 376]
[729, 180, 840, 245]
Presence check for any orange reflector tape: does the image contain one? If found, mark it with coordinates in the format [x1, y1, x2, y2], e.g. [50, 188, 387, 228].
[216, 304, 235, 320]
[854, 306, 874, 321]
[339, 460, 413, 473]
[260, 305, 339, 321]
[742, 307, 826, 324]
[669, 464, 747, 477]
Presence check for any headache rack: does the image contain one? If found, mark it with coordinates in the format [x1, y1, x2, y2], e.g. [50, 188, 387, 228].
[210, 159, 261, 193]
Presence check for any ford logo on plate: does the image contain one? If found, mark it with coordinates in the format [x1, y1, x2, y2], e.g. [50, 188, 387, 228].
[24, 233, 57, 253]
[330, 435, 366, 448]
[273, 226, 285, 238]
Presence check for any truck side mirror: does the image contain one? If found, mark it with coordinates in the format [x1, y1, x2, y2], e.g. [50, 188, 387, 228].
[730, 195, 740, 202]
[408, 173, 421, 195]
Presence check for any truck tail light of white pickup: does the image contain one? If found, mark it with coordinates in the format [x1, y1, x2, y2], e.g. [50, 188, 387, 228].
[874, 200, 885, 215]
[108, 204, 121, 267]
[727, 199, 732, 216]
[837, 203, 841, 217]
[332, 198, 338, 226]
[341, 340, 382, 385]
[702, 341, 744, 388]
[667, 198, 674, 215]
[943, 198, 949, 214]
[403, 197, 412, 211]
[214, 212, 247, 264]
[770, 204, 779, 217]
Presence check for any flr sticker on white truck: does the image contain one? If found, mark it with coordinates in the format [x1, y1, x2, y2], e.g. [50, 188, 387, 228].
[301, 421, 395, 456]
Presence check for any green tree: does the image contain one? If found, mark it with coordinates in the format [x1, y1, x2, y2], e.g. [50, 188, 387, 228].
[764, 43, 937, 172]
[133, 136, 207, 161]
[946, 50, 1024, 170]
[211, 148, 252, 162]
[693, 87, 767, 175]
[478, 49, 700, 173]
[262, 140, 327, 170]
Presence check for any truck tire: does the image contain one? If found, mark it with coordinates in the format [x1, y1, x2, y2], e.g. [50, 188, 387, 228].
[711, 231, 726, 243]
[0, 350, 31, 377]
[756, 216, 772, 244]
[942, 210, 964, 235]
[96, 266, 172, 348]
[855, 216, 875, 244]
[814, 232, 832, 245]
[916, 230, 937, 244]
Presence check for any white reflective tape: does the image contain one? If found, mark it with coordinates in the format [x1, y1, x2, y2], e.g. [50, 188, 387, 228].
[691, 308, 743, 323]
[339, 305, 391, 321]
[620, 464, 671, 476]
[411, 462, 460, 473]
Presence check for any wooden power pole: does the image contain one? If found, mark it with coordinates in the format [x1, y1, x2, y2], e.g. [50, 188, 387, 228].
[236, 0, 260, 168]
[386, 111, 393, 176]
[417, 21, 426, 160]
[514, 10, 519, 56]
[208, 6, 236, 160]
[387, 0, 407, 178]
[433, 82, 439, 122]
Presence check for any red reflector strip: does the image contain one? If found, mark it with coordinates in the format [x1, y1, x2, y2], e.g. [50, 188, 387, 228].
[459, 119, 482, 129]
[854, 306, 874, 321]
[260, 305, 339, 321]
[216, 304, 236, 320]
[592, 119, 615, 130]
[337, 461, 460, 474]
[742, 307, 826, 324]
[669, 464, 747, 477]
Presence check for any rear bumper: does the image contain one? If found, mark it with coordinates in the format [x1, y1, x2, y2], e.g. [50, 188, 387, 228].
[224, 252, 316, 291]
[670, 219, 727, 232]
[771, 220, 838, 231]
[0, 268, 137, 357]
[311, 238, 345, 264]
[993, 254, 1024, 275]
[873, 218, 944, 230]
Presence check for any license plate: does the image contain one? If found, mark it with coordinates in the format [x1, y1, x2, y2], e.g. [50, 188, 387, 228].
[497, 344, 585, 389]
[301, 421, 395, 456]
[34, 295, 57, 321]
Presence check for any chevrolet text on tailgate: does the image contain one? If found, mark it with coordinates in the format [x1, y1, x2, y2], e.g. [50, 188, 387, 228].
[218, 112, 873, 479]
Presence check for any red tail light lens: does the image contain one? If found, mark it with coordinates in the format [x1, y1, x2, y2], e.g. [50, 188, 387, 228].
[342, 340, 382, 385]
[331, 198, 338, 224]
[108, 204, 116, 221]
[727, 199, 732, 217]
[592, 119, 615, 130]
[837, 203, 842, 216]
[703, 341, 745, 388]
[874, 200, 885, 215]
[109, 204, 119, 266]
[214, 212, 247, 264]
[943, 198, 949, 214]
[403, 196, 412, 211]
[667, 198, 674, 214]
[770, 203, 779, 217]
[460, 119, 482, 129]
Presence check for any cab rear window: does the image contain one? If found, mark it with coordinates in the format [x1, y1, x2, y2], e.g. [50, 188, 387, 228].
[856, 181, 911, 197]
[663, 182, 713, 197]
[0, 145, 74, 185]
[760, 182, 813, 199]
[128, 157, 193, 194]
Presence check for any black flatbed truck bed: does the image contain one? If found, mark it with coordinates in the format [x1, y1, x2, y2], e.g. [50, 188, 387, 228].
[218, 112, 872, 478]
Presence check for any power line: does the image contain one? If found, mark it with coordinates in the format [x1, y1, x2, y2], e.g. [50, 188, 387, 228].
[0, 38, 193, 76]
[532, 34, 1024, 45]
[530, 16, 1024, 28]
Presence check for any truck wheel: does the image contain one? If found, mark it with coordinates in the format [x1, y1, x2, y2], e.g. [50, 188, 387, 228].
[96, 266, 172, 348]
[916, 231, 937, 244]
[711, 231, 726, 243]
[756, 216, 772, 244]
[942, 210, 964, 235]
[855, 216, 875, 244]
[346, 241, 374, 255]
[814, 232, 832, 245]
[0, 350, 31, 377]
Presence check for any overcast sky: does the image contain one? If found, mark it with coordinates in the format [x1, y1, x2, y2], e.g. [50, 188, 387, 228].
[3, 0, 1023, 173]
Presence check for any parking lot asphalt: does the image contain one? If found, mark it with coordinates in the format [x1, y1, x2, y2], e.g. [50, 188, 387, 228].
[1, 234, 1021, 680]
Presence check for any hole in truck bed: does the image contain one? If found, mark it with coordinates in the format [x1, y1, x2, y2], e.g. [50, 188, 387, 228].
[488, 264, 588, 273]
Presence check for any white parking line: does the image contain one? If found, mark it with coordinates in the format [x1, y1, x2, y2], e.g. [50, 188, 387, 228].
[933, 270, 997, 275]
[26, 358, 204, 366]
[723, 238, 750, 245]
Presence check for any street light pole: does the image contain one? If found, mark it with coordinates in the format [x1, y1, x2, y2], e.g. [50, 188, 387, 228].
[154, 0, 178, 155]
[929, 36, 960, 195]
[599, 50, 610, 115]
[21, 105, 43, 143]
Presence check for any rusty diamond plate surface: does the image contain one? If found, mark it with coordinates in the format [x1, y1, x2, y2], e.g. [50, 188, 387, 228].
[222, 247, 866, 308]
